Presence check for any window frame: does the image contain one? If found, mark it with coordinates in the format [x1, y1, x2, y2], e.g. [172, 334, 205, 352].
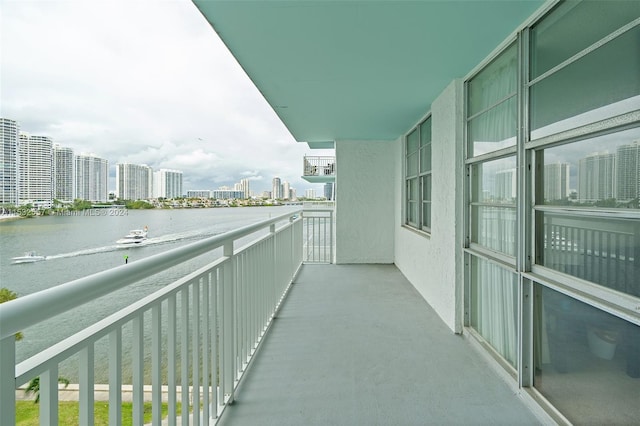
[404, 114, 432, 233]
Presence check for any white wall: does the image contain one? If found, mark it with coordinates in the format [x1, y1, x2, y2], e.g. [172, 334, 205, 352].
[335, 139, 396, 263]
[394, 79, 464, 333]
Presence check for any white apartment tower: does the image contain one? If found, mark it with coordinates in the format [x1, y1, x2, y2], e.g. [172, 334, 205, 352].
[153, 169, 183, 199]
[494, 168, 517, 202]
[0, 118, 19, 206]
[18, 134, 53, 208]
[272, 177, 282, 199]
[76, 153, 108, 202]
[282, 181, 291, 200]
[53, 145, 74, 203]
[543, 163, 570, 202]
[578, 152, 616, 203]
[116, 163, 152, 200]
[240, 178, 250, 199]
[616, 141, 640, 202]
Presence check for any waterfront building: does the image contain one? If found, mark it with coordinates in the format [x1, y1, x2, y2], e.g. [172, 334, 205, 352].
[115, 163, 152, 200]
[543, 162, 569, 202]
[53, 145, 74, 203]
[18, 133, 53, 208]
[304, 188, 316, 199]
[187, 190, 211, 198]
[240, 178, 250, 199]
[616, 141, 640, 202]
[272, 177, 282, 199]
[282, 181, 290, 200]
[153, 169, 183, 199]
[0, 118, 19, 206]
[75, 153, 108, 202]
[212, 189, 244, 200]
[194, 1, 640, 423]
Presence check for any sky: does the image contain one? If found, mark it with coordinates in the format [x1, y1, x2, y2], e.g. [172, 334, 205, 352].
[1, 0, 332, 195]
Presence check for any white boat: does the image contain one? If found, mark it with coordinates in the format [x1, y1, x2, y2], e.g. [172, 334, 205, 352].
[116, 227, 148, 245]
[11, 251, 46, 264]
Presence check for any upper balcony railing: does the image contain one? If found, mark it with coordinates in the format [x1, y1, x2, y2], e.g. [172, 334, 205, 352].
[302, 156, 335, 183]
[0, 209, 307, 426]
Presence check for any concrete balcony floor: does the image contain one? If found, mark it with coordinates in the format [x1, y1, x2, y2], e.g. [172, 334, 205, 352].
[219, 264, 549, 425]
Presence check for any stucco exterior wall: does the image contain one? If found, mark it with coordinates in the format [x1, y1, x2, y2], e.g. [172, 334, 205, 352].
[394, 79, 464, 333]
[335, 139, 396, 264]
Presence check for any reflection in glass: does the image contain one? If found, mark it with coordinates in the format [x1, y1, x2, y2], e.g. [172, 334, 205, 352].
[422, 175, 431, 229]
[472, 206, 516, 256]
[534, 285, 640, 425]
[467, 43, 517, 158]
[406, 178, 418, 225]
[470, 257, 518, 367]
[471, 156, 517, 204]
[535, 211, 639, 298]
[530, 1, 640, 80]
[530, 26, 640, 139]
[539, 127, 640, 208]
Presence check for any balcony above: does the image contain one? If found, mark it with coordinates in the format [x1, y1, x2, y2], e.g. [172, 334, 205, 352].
[303, 156, 335, 183]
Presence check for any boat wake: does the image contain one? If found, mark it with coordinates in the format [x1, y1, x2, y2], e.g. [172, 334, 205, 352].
[41, 229, 223, 261]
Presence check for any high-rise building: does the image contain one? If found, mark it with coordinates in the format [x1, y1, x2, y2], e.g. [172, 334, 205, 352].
[53, 145, 74, 203]
[494, 168, 516, 201]
[578, 152, 616, 203]
[76, 153, 108, 202]
[543, 163, 569, 202]
[187, 190, 212, 198]
[0, 118, 19, 206]
[616, 141, 640, 202]
[116, 163, 152, 200]
[282, 181, 290, 200]
[272, 177, 282, 199]
[240, 178, 250, 199]
[304, 188, 316, 199]
[18, 133, 53, 208]
[153, 169, 183, 199]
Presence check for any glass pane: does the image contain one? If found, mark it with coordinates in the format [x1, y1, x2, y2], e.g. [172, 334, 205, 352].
[530, 26, 640, 139]
[471, 206, 517, 256]
[539, 127, 640, 208]
[470, 256, 518, 367]
[468, 43, 517, 116]
[422, 201, 431, 229]
[407, 152, 418, 177]
[420, 118, 432, 146]
[420, 142, 431, 174]
[531, 1, 640, 79]
[422, 174, 431, 202]
[406, 178, 418, 225]
[468, 96, 517, 157]
[535, 211, 640, 298]
[534, 284, 640, 424]
[471, 156, 517, 205]
[406, 129, 419, 155]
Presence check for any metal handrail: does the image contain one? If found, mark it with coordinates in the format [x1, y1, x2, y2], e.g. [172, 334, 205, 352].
[0, 209, 301, 340]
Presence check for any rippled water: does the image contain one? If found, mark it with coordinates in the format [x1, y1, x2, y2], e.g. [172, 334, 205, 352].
[0, 206, 297, 381]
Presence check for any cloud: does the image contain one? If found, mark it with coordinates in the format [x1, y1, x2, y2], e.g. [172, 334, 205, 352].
[1, 0, 333, 195]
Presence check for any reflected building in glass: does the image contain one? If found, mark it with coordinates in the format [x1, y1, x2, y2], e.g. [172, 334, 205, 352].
[616, 141, 640, 202]
[578, 152, 616, 203]
[543, 162, 569, 202]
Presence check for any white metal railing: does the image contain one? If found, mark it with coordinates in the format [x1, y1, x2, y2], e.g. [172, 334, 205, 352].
[0, 210, 303, 426]
[302, 209, 334, 263]
[303, 156, 335, 177]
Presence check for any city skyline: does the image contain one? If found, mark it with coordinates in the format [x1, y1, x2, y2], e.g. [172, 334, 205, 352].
[1, 1, 333, 194]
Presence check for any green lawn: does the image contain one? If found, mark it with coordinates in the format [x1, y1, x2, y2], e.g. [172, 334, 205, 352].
[16, 401, 181, 425]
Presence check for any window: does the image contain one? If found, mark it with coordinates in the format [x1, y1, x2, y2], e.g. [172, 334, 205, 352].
[404, 116, 432, 232]
[465, 2, 640, 424]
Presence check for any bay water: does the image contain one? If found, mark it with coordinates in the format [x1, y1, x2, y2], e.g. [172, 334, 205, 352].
[0, 206, 298, 383]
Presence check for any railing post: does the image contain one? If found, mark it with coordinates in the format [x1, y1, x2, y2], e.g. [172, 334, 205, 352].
[223, 241, 235, 404]
[0, 337, 16, 426]
[330, 210, 334, 264]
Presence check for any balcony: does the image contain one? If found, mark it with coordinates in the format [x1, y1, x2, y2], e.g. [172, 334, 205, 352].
[0, 208, 545, 425]
[302, 156, 335, 183]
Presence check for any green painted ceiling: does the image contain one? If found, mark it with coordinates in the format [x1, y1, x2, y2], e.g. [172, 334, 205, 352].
[193, 0, 545, 143]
